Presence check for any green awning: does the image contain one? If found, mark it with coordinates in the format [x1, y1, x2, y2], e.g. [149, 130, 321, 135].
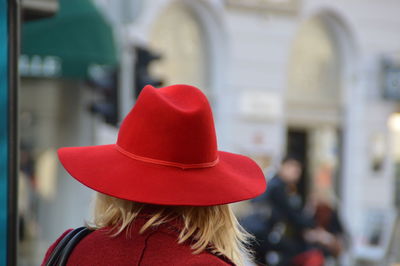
[21, 0, 118, 79]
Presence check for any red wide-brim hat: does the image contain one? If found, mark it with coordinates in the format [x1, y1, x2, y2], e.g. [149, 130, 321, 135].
[58, 84, 266, 206]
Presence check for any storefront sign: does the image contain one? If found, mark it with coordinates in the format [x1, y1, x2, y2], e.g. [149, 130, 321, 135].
[19, 54, 62, 77]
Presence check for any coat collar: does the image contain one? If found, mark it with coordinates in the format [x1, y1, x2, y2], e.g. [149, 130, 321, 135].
[133, 213, 236, 265]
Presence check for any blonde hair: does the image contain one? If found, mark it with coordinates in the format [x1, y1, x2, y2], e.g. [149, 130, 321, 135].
[89, 193, 253, 266]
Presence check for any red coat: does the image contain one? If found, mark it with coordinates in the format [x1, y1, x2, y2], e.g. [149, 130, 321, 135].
[41, 216, 234, 265]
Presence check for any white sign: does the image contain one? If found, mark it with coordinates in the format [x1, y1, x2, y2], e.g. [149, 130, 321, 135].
[239, 91, 282, 121]
[19, 54, 62, 77]
[226, 0, 300, 14]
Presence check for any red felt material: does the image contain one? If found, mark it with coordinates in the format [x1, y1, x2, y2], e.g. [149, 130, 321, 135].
[58, 84, 266, 206]
[41, 216, 233, 266]
[117, 84, 218, 164]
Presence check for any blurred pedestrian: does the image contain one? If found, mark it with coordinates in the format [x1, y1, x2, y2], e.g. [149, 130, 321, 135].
[304, 190, 345, 262]
[41, 84, 266, 266]
[247, 156, 322, 266]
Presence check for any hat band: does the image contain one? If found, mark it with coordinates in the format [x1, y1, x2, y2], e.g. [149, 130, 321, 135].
[114, 144, 219, 169]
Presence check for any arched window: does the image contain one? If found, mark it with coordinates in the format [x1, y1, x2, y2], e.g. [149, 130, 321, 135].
[286, 17, 343, 199]
[288, 17, 341, 112]
[149, 3, 209, 95]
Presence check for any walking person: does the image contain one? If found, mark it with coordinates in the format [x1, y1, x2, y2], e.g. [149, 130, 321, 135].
[248, 156, 323, 266]
[41, 84, 266, 266]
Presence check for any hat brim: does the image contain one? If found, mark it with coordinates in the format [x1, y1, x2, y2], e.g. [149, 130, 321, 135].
[58, 144, 266, 206]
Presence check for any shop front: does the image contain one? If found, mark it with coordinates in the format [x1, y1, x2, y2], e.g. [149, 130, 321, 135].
[18, 0, 118, 263]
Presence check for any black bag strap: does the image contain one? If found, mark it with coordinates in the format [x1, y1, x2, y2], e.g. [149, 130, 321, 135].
[58, 227, 93, 266]
[46, 227, 85, 266]
[46, 227, 92, 266]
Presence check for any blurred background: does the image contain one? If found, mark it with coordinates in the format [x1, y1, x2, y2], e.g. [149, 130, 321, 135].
[2, 0, 400, 265]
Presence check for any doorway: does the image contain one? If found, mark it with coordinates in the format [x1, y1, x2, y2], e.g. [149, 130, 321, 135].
[286, 128, 309, 202]
[286, 15, 343, 205]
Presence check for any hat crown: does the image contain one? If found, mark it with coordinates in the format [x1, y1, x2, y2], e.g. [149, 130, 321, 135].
[117, 84, 218, 165]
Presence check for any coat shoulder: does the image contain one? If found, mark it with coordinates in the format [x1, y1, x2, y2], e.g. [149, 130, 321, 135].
[41, 229, 73, 266]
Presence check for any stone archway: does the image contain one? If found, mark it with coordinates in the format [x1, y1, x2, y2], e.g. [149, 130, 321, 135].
[285, 12, 357, 213]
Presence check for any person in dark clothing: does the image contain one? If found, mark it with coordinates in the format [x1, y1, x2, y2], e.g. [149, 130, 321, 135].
[304, 192, 345, 260]
[245, 156, 321, 266]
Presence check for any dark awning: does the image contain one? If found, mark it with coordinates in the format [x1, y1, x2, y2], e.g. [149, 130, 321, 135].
[21, 0, 118, 79]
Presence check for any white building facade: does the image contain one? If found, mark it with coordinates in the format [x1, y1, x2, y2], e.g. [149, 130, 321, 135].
[94, 0, 400, 263]
[23, 0, 396, 264]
